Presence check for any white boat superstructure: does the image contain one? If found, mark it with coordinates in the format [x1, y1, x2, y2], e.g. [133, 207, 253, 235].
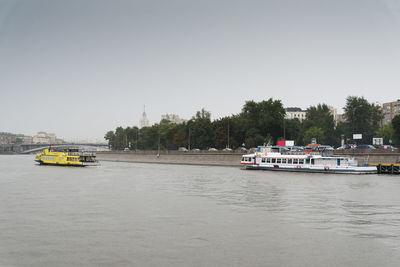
[241, 145, 377, 174]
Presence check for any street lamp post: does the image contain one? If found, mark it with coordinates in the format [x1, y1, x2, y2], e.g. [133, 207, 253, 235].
[136, 128, 139, 151]
[227, 119, 230, 149]
[188, 128, 191, 151]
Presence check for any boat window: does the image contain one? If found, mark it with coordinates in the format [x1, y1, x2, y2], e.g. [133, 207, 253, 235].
[282, 159, 286, 164]
[311, 159, 315, 165]
[262, 158, 265, 163]
[288, 159, 292, 164]
[277, 159, 281, 163]
[272, 158, 276, 163]
[242, 157, 244, 161]
[299, 159, 304, 164]
[267, 158, 271, 163]
[306, 158, 310, 164]
[293, 159, 298, 164]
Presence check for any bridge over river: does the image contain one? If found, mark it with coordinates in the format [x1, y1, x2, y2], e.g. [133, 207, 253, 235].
[0, 143, 109, 154]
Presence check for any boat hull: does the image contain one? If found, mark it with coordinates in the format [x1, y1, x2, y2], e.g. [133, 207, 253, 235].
[242, 164, 377, 174]
[35, 160, 98, 167]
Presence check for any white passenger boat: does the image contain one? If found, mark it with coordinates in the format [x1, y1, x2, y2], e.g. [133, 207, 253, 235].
[240, 145, 377, 174]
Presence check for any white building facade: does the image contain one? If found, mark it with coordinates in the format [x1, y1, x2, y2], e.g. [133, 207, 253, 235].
[285, 107, 307, 121]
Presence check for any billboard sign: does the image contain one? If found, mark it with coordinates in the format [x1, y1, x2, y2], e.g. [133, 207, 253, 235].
[373, 138, 383, 145]
[353, 134, 362, 140]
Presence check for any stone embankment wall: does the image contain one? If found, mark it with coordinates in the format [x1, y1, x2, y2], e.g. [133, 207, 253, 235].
[334, 150, 400, 165]
[97, 151, 244, 167]
[97, 149, 400, 167]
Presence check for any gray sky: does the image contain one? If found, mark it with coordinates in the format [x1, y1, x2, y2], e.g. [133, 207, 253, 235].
[1, 0, 400, 141]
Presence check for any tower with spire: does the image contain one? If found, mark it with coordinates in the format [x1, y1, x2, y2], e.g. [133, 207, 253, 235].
[139, 105, 150, 128]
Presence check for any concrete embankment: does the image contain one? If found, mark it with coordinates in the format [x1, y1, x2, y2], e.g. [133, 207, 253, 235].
[96, 151, 243, 167]
[334, 149, 400, 165]
[97, 149, 400, 167]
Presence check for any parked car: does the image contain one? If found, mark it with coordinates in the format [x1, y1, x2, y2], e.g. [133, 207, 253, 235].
[222, 147, 232, 151]
[377, 145, 397, 150]
[236, 147, 247, 151]
[178, 147, 188, 152]
[208, 148, 218, 151]
[355, 144, 376, 150]
[336, 144, 355, 150]
[192, 148, 200, 152]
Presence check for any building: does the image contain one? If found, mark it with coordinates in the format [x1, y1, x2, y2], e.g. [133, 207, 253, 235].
[335, 114, 346, 124]
[139, 106, 150, 128]
[382, 99, 400, 125]
[0, 132, 17, 144]
[327, 106, 345, 126]
[285, 107, 307, 121]
[161, 114, 185, 124]
[32, 132, 63, 144]
[0, 132, 34, 144]
[16, 134, 33, 144]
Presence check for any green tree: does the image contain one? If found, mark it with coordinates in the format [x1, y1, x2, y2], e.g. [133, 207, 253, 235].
[140, 126, 159, 150]
[171, 123, 187, 148]
[213, 117, 236, 149]
[343, 96, 382, 144]
[392, 115, 400, 146]
[300, 104, 335, 145]
[114, 126, 127, 150]
[374, 124, 394, 146]
[104, 131, 116, 149]
[303, 126, 325, 145]
[188, 109, 214, 149]
[240, 99, 285, 144]
[283, 118, 301, 143]
[125, 126, 139, 150]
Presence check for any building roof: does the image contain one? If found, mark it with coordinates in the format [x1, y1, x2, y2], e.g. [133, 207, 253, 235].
[285, 107, 304, 112]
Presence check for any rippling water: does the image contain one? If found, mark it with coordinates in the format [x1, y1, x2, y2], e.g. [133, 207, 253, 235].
[1, 155, 400, 266]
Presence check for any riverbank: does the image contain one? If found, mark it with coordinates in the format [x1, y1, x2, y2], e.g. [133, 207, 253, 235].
[96, 151, 243, 167]
[334, 149, 400, 165]
[97, 149, 400, 168]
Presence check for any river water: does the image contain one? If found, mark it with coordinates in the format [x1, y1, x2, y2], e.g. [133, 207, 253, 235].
[1, 155, 400, 266]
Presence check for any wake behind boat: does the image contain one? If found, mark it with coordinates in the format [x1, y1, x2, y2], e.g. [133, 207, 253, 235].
[241, 144, 376, 174]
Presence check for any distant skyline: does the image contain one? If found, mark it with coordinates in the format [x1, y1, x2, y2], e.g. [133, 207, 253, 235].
[1, 0, 400, 141]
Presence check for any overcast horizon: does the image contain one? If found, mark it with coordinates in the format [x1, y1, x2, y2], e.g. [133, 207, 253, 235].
[1, 0, 400, 141]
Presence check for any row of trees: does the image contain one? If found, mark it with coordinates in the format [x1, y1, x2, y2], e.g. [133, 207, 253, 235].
[105, 96, 400, 150]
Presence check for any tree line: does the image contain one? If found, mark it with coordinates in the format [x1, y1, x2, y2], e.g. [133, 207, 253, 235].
[105, 96, 400, 150]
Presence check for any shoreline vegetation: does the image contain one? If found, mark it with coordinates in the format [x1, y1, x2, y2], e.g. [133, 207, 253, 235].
[105, 96, 400, 152]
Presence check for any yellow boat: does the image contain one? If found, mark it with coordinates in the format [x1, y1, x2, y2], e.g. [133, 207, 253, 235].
[35, 147, 98, 167]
